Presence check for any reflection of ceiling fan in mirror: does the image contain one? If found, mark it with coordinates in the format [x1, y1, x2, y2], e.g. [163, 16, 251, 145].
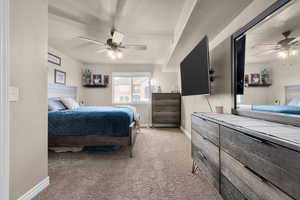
[254, 30, 300, 58]
[78, 30, 147, 60]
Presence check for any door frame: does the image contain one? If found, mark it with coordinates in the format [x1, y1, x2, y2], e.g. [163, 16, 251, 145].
[0, 0, 10, 199]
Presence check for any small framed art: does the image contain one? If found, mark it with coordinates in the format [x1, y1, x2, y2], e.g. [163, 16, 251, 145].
[48, 53, 61, 66]
[93, 74, 102, 85]
[103, 75, 109, 86]
[54, 69, 66, 85]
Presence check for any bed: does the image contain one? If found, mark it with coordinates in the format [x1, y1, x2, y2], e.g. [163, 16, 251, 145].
[48, 84, 137, 157]
[251, 85, 300, 115]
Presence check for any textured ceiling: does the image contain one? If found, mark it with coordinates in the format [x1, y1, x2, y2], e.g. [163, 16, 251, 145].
[48, 0, 194, 64]
[246, 1, 300, 64]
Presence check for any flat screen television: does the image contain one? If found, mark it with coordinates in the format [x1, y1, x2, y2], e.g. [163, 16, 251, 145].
[180, 36, 210, 96]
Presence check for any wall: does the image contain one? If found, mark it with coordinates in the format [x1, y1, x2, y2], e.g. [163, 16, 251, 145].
[180, 38, 232, 131]
[81, 64, 178, 125]
[239, 56, 300, 106]
[267, 57, 300, 105]
[9, 0, 48, 199]
[48, 47, 82, 98]
[152, 65, 179, 93]
[239, 64, 270, 105]
[180, 0, 277, 134]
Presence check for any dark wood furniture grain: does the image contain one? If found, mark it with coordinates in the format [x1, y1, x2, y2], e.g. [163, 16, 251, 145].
[152, 93, 181, 127]
[192, 113, 300, 200]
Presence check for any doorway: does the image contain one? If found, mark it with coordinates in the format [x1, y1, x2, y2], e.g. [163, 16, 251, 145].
[0, 0, 10, 199]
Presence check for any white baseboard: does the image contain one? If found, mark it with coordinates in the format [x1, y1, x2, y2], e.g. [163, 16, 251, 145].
[17, 176, 49, 200]
[180, 126, 191, 140]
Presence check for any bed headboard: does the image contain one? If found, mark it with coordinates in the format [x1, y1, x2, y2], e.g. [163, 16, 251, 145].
[285, 85, 300, 104]
[48, 84, 77, 100]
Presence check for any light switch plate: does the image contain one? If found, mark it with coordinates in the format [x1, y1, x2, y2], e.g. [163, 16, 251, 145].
[8, 86, 19, 102]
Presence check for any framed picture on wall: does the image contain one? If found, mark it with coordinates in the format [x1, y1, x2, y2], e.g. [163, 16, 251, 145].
[54, 69, 66, 85]
[48, 52, 61, 66]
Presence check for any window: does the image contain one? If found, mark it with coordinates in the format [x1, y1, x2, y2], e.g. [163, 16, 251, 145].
[112, 72, 151, 104]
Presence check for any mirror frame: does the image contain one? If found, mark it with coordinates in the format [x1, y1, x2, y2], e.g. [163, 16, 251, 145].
[230, 0, 300, 127]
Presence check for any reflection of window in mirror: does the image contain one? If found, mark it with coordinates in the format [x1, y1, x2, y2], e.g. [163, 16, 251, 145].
[236, 0, 300, 116]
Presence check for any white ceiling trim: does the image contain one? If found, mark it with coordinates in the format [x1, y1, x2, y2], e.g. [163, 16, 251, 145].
[163, 0, 197, 65]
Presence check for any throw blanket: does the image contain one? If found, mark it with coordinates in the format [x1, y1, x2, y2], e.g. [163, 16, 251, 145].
[48, 106, 134, 137]
[252, 105, 300, 115]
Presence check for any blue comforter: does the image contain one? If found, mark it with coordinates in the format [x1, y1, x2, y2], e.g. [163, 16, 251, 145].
[252, 105, 300, 115]
[48, 106, 134, 137]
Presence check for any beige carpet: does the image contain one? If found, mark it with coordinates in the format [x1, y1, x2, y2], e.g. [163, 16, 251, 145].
[35, 128, 220, 200]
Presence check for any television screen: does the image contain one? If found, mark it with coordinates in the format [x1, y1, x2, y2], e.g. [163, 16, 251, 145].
[180, 36, 210, 96]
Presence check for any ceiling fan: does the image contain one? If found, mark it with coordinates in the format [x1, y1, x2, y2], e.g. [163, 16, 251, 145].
[254, 30, 300, 58]
[78, 30, 147, 59]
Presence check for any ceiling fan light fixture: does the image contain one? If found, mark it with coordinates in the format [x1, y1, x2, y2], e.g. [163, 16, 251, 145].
[116, 51, 123, 59]
[107, 49, 116, 59]
[278, 51, 288, 59]
[290, 49, 298, 56]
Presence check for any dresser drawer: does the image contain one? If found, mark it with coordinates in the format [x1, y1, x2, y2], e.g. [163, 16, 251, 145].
[191, 115, 219, 146]
[152, 99, 180, 106]
[221, 150, 293, 200]
[221, 174, 247, 200]
[192, 129, 219, 190]
[220, 126, 300, 200]
[152, 112, 180, 123]
[152, 104, 180, 112]
[152, 93, 180, 100]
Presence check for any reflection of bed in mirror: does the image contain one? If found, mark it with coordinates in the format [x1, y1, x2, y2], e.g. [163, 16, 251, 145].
[238, 85, 300, 115]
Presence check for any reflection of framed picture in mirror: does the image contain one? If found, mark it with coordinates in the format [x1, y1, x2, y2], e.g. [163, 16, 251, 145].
[104, 75, 109, 86]
[244, 74, 249, 84]
[48, 53, 61, 66]
[250, 73, 260, 85]
[93, 74, 102, 85]
[54, 69, 66, 85]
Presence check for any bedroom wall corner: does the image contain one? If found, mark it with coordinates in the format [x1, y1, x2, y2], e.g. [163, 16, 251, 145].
[47, 47, 83, 100]
[9, 0, 48, 199]
[152, 65, 179, 93]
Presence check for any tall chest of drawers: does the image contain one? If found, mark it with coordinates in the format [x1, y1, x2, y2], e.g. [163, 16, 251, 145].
[152, 93, 181, 127]
[192, 113, 300, 200]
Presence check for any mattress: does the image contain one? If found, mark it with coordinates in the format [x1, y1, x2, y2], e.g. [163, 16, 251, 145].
[48, 106, 134, 137]
[252, 105, 300, 115]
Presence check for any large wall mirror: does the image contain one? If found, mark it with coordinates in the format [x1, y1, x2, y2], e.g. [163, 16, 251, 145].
[232, 0, 300, 126]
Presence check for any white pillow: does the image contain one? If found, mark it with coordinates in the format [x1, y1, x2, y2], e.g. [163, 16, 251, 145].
[60, 97, 80, 109]
[288, 96, 300, 107]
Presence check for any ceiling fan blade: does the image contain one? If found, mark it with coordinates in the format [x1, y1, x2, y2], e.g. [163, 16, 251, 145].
[78, 36, 106, 46]
[290, 41, 300, 46]
[96, 49, 107, 54]
[260, 49, 278, 55]
[253, 44, 279, 49]
[121, 44, 147, 50]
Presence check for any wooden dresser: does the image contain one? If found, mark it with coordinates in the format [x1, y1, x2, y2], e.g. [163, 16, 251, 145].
[191, 113, 300, 200]
[152, 93, 181, 127]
